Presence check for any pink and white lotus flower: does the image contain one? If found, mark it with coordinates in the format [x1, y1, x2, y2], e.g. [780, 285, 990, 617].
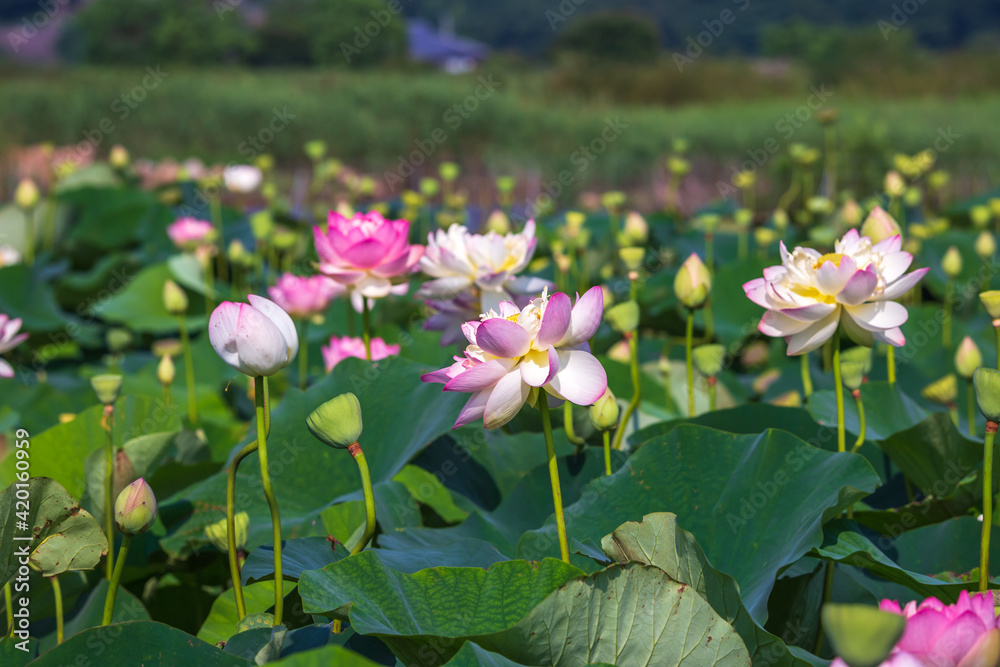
[0, 314, 29, 378]
[267, 273, 344, 320]
[422, 286, 607, 429]
[744, 229, 928, 355]
[167, 217, 215, 250]
[209, 295, 298, 377]
[322, 335, 400, 371]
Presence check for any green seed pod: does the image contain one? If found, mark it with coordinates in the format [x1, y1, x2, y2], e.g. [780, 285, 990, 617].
[975, 367, 1000, 423]
[204, 512, 249, 552]
[692, 344, 725, 377]
[307, 392, 363, 449]
[840, 346, 872, 375]
[605, 301, 640, 334]
[91, 374, 123, 406]
[921, 374, 957, 405]
[619, 247, 645, 272]
[106, 328, 133, 354]
[821, 603, 905, 667]
[840, 360, 866, 392]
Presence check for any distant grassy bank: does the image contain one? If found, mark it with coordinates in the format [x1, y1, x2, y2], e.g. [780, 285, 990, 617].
[3, 67, 1000, 197]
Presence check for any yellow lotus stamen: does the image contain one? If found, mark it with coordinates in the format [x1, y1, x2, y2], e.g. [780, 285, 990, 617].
[506, 313, 519, 323]
[815, 252, 845, 269]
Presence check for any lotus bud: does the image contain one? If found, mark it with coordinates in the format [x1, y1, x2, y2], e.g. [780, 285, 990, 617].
[307, 393, 363, 449]
[254, 154, 274, 173]
[114, 478, 157, 535]
[860, 207, 901, 243]
[250, 209, 274, 241]
[228, 239, 248, 264]
[690, 345, 724, 379]
[623, 211, 648, 243]
[564, 211, 586, 234]
[419, 177, 440, 198]
[204, 512, 249, 552]
[840, 346, 872, 376]
[667, 156, 690, 176]
[589, 388, 620, 431]
[975, 367, 1000, 423]
[772, 209, 789, 231]
[977, 231, 996, 259]
[674, 253, 711, 310]
[972, 205, 993, 229]
[840, 361, 865, 392]
[734, 208, 753, 229]
[601, 190, 625, 213]
[15, 178, 40, 209]
[619, 247, 645, 272]
[982, 291, 1000, 320]
[158, 354, 175, 386]
[822, 603, 905, 667]
[841, 199, 862, 227]
[807, 196, 832, 215]
[941, 246, 963, 279]
[754, 227, 777, 251]
[753, 368, 781, 395]
[152, 339, 182, 358]
[884, 171, 905, 198]
[163, 280, 189, 315]
[91, 374, 123, 406]
[903, 187, 922, 208]
[698, 213, 720, 234]
[485, 209, 510, 235]
[605, 301, 640, 334]
[607, 339, 630, 363]
[741, 341, 770, 368]
[106, 328, 132, 353]
[955, 336, 983, 379]
[439, 162, 460, 183]
[928, 170, 949, 190]
[304, 140, 327, 162]
[109, 145, 130, 169]
[927, 218, 947, 236]
[922, 374, 957, 406]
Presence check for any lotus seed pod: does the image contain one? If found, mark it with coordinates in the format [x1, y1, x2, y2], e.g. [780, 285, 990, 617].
[163, 280, 189, 315]
[692, 344, 725, 377]
[840, 360, 866, 392]
[619, 247, 645, 272]
[772, 208, 789, 231]
[419, 177, 440, 198]
[152, 339, 182, 358]
[840, 346, 873, 375]
[822, 603, 905, 667]
[921, 374, 957, 406]
[734, 208, 753, 228]
[605, 301, 640, 334]
[106, 328, 132, 353]
[955, 337, 983, 379]
[496, 175, 515, 193]
[115, 478, 157, 536]
[304, 140, 326, 161]
[204, 512, 249, 552]
[975, 367, 1000, 423]
[91, 374, 123, 406]
[941, 246, 962, 278]
[307, 393, 363, 449]
[589, 388, 620, 432]
[674, 253, 711, 310]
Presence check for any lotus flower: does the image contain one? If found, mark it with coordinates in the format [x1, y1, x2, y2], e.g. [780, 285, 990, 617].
[0, 245, 21, 267]
[114, 478, 157, 536]
[422, 287, 607, 429]
[167, 217, 215, 249]
[314, 211, 423, 301]
[209, 295, 298, 377]
[743, 229, 928, 355]
[322, 335, 400, 372]
[0, 314, 29, 378]
[832, 591, 1000, 667]
[223, 165, 262, 193]
[267, 273, 344, 319]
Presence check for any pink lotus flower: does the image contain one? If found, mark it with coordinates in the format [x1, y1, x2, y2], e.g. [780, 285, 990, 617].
[322, 335, 400, 372]
[422, 287, 607, 429]
[267, 273, 344, 319]
[314, 211, 423, 300]
[168, 217, 215, 249]
[833, 591, 1000, 667]
[744, 229, 928, 355]
[209, 295, 299, 377]
[0, 314, 29, 378]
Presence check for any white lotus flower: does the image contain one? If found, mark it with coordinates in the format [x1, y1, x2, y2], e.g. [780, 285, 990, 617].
[223, 165, 263, 193]
[743, 229, 928, 355]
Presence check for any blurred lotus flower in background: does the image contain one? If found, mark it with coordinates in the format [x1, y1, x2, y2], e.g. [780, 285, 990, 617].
[0, 245, 21, 267]
[209, 295, 298, 377]
[267, 273, 343, 319]
[167, 217, 215, 250]
[0, 314, 29, 378]
[322, 335, 399, 371]
[223, 164, 263, 193]
[885, 170, 905, 197]
[861, 207, 902, 244]
[422, 287, 607, 429]
[315, 211, 423, 304]
[744, 229, 928, 355]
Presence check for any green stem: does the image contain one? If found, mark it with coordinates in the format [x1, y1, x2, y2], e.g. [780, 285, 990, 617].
[299, 319, 309, 391]
[801, 352, 813, 399]
[538, 397, 570, 563]
[50, 575, 63, 644]
[995, 325, 1000, 371]
[708, 377, 717, 411]
[949, 404, 960, 428]
[104, 411, 115, 580]
[887, 345, 896, 384]
[982, 425, 996, 593]
[850, 391, 866, 453]
[4, 581, 12, 636]
[970, 380, 978, 437]
[833, 328, 845, 453]
[611, 333, 641, 451]
[603, 431, 612, 476]
[564, 401, 585, 450]
[347, 298, 356, 337]
[178, 315, 198, 425]
[162, 382, 172, 409]
[349, 444, 377, 556]
[101, 534, 131, 625]
[43, 195, 57, 252]
[254, 375, 282, 624]
[943, 279, 954, 348]
[226, 438, 261, 621]
[361, 296, 372, 361]
[23, 207, 34, 266]
[814, 560, 835, 654]
[686, 310, 695, 417]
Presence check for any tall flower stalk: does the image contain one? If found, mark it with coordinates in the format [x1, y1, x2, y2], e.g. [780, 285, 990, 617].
[974, 368, 1000, 592]
[253, 375, 283, 624]
[103, 479, 156, 625]
[91, 374, 122, 580]
[538, 398, 569, 562]
[674, 253, 712, 418]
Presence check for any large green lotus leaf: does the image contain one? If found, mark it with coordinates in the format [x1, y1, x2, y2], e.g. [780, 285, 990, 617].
[710, 256, 773, 346]
[159, 357, 464, 557]
[0, 636, 34, 665]
[298, 553, 584, 666]
[877, 412, 982, 497]
[517, 425, 879, 620]
[241, 537, 349, 585]
[0, 264, 80, 333]
[810, 520, 987, 603]
[0, 395, 181, 500]
[393, 464, 469, 524]
[61, 186, 172, 251]
[0, 478, 108, 587]
[894, 516, 1000, 581]
[30, 621, 250, 666]
[37, 578, 150, 652]
[807, 381, 927, 441]
[853, 475, 981, 535]
[600, 513, 805, 667]
[1, 380, 97, 436]
[456, 425, 575, 498]
[479, 563, 751, 666]
[270, 644, 385, 665]
[81, 430, 180, 523]
[441, 641, 533, 666]
[197, 580, 297, 646]
[92, 262, 208, 334]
